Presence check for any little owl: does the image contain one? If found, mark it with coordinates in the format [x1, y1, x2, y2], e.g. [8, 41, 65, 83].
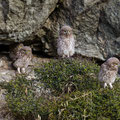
[13, 46, 32, 74]
[98, 57, 120, 89]
[57, 25, 75, 58]
[9, 43, 24, 61]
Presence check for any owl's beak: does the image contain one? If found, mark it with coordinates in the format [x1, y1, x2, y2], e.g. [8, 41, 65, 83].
[66, 31, 70, 36]
[68, 31, 71, 35]
[65, 31, 68, 35]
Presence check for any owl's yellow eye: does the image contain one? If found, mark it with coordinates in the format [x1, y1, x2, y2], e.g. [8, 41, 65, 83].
[113, 63, 118, 65]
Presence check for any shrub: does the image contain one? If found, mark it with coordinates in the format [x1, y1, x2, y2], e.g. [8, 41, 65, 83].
[2, 59, 120, 120]
[35, 59, 99, 95]
[2, 76, 56, 120]
[54, 84, 120, 120]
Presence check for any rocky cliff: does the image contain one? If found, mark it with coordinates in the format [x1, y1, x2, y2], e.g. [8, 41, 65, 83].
[0, 0, 120, 60]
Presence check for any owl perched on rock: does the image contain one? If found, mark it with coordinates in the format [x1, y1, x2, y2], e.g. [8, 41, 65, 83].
[13, 46, 32, 74]
[57, 25, 75, 58]
[98, 57, 120, 89]
[16, 46, 32, 59]
[10, 43, 32, 73]
[9, 43, 24, 61]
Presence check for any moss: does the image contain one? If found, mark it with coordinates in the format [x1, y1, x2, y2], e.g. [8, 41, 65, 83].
[2, 59, 120, 120]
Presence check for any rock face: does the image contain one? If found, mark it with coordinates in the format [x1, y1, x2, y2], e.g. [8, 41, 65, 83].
[0, 0, 58, 43]
[98, 0, 120, 59]
[0, 0, 120, 60]
[36, 0, 120, 60]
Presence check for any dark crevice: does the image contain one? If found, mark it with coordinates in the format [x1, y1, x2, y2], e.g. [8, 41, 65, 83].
[0, 44, 9, 53]
[0, 42, 54, 59]
[32, 51, 54, 58]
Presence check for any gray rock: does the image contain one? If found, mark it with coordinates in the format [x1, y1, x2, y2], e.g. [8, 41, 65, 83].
[0, 0, 58, 43]
[37, 0, 104, 59]
[36, 0, 120, 60]
[105, 0, 120, 33]
[98, 0, 120, 59]
[82, 0, 100, 7]
[0, 0, 120, 60]
[0, 69, 15, 83]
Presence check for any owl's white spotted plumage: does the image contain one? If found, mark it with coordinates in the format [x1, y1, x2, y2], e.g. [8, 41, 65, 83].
[13, 54, 32, 74]
[98, 57, 120, 89]
[57, 25, 75, 58]
[17, 46, 32, 59]
[10, 44, 32, 74]
[9, 43, 24, 61]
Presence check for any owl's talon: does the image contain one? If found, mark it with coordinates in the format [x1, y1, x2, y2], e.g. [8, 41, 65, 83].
[17, 67, 21, 74]
[109, 83, 113, 89]
[21, 68, 26, 73]
[104, 83, 107, 88]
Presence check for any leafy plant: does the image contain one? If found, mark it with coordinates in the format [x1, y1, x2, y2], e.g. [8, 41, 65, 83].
[35, 59, 99, 95]
[2, 76, 56, 120]
[2, 59, 120, 120]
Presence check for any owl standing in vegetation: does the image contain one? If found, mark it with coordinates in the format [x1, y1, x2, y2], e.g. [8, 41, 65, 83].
[57, 25, 75, 58]
[98, 57, 120, 89]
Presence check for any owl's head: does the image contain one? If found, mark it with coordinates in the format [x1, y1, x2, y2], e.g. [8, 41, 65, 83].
[18, 43, 24, 49]
[106, 57, 120, 70]
[60, 25, 73, 37]
[19, 48, 26, 55]
[23, 46, 31, 51]
[23, 46, 32, 54]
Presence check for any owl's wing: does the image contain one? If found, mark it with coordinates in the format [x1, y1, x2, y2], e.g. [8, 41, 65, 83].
[57, 38, 61, 48]
[101, 63, 107, 72]
[70, 36, 75, 49]
[98, 63, 107, 82]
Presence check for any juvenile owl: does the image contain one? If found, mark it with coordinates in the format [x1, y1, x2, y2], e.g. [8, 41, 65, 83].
[17, 46, 32, 59]
[9, 43, 24, 61]
[13, 46, 32, 74]
[57, 25, 75, 58]
[98, 57, 120, 89]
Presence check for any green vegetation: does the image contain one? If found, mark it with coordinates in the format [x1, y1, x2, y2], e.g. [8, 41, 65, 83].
[35, 59, 100, 95]
[1, 59, 120, 120]
[1, 76, 54, 120]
